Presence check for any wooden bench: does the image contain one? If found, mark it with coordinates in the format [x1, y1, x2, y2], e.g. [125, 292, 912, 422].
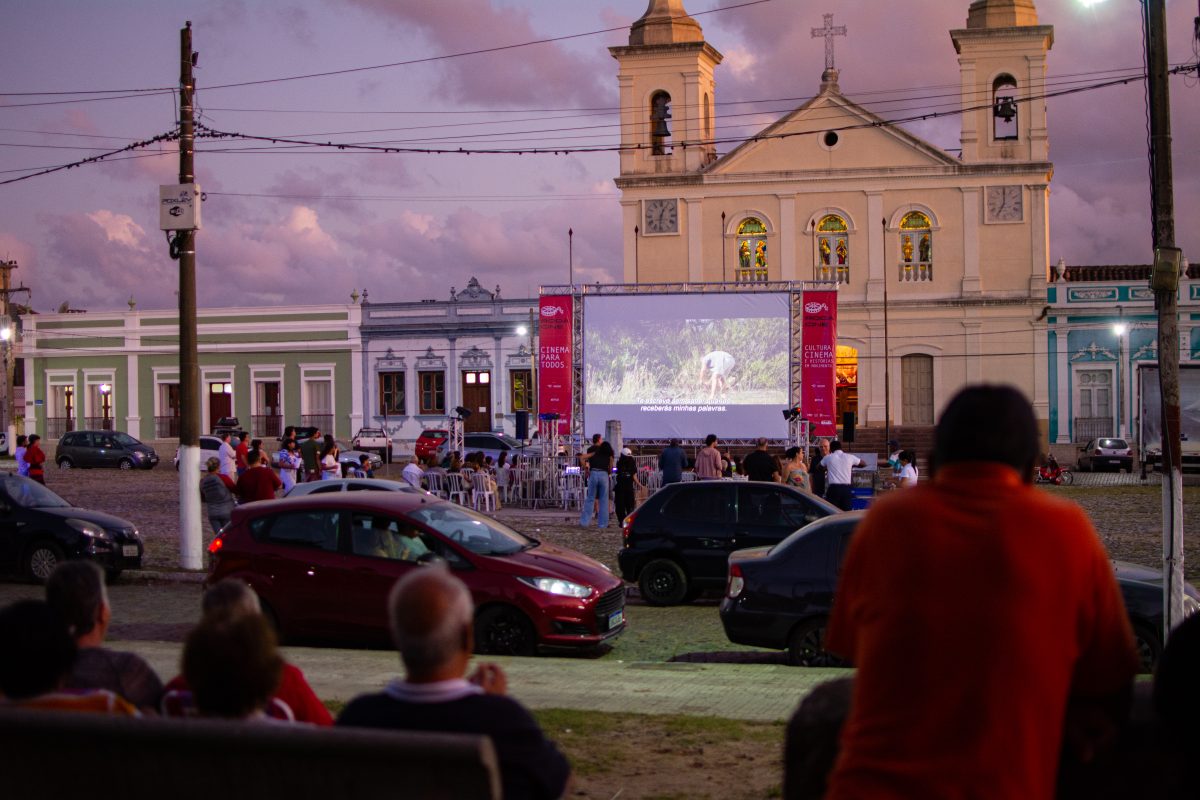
[0, 708, 501, 800]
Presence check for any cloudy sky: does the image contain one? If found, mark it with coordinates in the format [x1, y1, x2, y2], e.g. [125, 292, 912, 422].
[1, 0, 1197, 312]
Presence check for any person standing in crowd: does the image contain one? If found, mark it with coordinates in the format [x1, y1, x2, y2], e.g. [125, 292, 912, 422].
[276, 439, 303, 494]
[613, 447, 643, 525]
[742, 437, 780, 482]
[781, 446, 810, 492]
[337, 569, 571, 800]
[579, 433, 614, 529]
[820, 440, 863, 511]
[234, 435, 250, 477]
[217, 432, 237, 481]
[235, 448, 283, 503]
[23, 434, 46, 485]
[824, 385, 1138, 799]
[319, 435, 340, 481]
[659, 438, 686, 485]
[401, 455, 424, 489]
[694, 434, 723, 479]
[14, 434, 29, 478]
[299, 428, 322, 481]
[809, 438, 830, 499]
[199, 457, 236, 534]
[45, 561, 164, 711]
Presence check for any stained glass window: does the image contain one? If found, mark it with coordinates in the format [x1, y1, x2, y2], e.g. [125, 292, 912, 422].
[816, 215, 850, 283]
[736, 218, 768, 282]
[898, 211, 933, 282]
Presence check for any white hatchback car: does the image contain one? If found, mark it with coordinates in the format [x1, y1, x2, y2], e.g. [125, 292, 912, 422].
[283, 477, 428, 498]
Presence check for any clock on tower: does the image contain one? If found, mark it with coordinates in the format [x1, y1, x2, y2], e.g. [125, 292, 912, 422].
[643, 199, 679, 234]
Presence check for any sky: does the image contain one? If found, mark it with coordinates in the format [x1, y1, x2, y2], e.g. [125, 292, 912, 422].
[0, 0, 1197, 312]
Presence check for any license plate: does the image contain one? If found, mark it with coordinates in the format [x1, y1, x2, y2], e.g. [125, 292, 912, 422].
[122, 545, 139, 557]
[607, 609, 624, 630]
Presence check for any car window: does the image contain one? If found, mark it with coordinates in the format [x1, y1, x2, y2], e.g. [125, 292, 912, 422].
[97, 435, 117, 449]
[60, 433, 79, 447]
[408, 504, 532, 556]
[253, 510, 341, 551]
[661, 485, 734, 523]
[0, 477, 72, 509]
[349, 512, 443, 562]
[202, 439, 221, 451]
[737, 484, 824, 529]
[307, 485, 344, 495]
[113, 433, 140, 447]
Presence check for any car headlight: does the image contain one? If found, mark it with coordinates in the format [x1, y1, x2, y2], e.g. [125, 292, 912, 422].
[517, 576, 593, 598]
[66, 518, 110, 539]
[1183, 594, 1200, 618]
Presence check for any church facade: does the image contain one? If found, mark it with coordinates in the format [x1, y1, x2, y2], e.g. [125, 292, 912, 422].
[611, 0, 1055, 434]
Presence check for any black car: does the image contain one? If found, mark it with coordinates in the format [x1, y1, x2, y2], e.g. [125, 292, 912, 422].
[55, 430, 159, 470]
[719, 513, 1200, 672]
[618, 480, 839, 605]
[0, 475, 143, 582]
[212, 416, 248, 439]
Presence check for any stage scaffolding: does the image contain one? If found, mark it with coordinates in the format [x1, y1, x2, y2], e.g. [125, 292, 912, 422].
[538, 280, 835, 454]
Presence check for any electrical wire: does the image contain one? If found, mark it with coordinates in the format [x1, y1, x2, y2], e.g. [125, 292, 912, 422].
[0, 130, 178, 185]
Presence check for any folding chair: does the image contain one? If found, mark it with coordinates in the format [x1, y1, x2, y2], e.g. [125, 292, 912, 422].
[470, 472, 496, 512]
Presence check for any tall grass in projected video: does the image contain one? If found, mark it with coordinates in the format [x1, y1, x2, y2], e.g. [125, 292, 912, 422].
[587, 317, 788, 405]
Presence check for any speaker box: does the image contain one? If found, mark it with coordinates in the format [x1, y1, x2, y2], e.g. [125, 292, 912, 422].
[842, 411, 855, 443]
[515, 410, 529, 440]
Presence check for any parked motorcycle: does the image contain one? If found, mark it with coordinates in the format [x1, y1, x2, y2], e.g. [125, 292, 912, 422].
[1035, 455, 1073, 485]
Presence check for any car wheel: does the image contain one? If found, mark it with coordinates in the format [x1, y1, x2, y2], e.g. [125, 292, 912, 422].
[25, 541, 65, 583]
[118, 458, 134, 470]
[475, 605, 537, 657]
[787, 618, 846, 667]
[1132, 622, 1161, 674]
[638, 558, 689, 606]
[57, 457, 74, 470]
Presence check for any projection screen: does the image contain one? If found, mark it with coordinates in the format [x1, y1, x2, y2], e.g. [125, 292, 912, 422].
[582, 293, 791, 439]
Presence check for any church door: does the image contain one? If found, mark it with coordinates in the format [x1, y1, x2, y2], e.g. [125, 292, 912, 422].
[461, 371, 491, 433]
[901, 355, 934, 424]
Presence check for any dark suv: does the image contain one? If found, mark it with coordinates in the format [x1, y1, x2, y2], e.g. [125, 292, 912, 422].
[619, 480, 839, 605]
[55, 430, 159, 470]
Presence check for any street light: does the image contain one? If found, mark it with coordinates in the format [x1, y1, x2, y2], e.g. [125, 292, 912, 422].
[1112, 312, 1128, 439]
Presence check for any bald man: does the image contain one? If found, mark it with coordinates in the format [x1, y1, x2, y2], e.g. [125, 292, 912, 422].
[337, 569, 570, 800]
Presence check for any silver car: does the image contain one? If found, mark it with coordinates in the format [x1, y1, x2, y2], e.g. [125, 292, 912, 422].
[284, 477, 426, 498]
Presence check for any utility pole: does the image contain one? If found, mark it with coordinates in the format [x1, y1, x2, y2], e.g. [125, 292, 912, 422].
[1144, 0, 1184, 636]
[882, 219, 891, 451]
[0, 261, 16, 452]
[176, 22, 203, 570]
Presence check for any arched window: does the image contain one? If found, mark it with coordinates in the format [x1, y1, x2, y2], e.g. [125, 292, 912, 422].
[816, 214, 850, 283]
[650, 91, 672, 155]
[703, 92, 713, 140]
[736, 218, 769, 282]
[898, 211, 933, 282]
[993, 74, 1018, 141]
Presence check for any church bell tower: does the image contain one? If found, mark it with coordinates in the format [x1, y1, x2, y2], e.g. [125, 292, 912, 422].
[951, 0, 1054, 163]
[610, 0, 723, 175]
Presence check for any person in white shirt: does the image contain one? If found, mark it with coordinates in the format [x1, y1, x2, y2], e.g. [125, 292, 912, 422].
[401, 456, 424, 490]
[896, 450, 919, 488]
[276, 440, 303, 493]
[217, 432, 238, 480]
[820, 440, 864, 511]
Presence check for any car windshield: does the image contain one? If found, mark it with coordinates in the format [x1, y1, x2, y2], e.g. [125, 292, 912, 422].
[0, 477, 72, 509]
[419, 431, 447, 439]
[358, 429, 384, 436]
[113, 433, 140, 447]
[408, 504, 533, 556]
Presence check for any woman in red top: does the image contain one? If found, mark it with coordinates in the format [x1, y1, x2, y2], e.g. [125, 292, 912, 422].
[24, 434, 46, 484]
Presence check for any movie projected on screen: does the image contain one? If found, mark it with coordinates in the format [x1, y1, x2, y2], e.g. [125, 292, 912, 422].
[582, 293, 790, 439]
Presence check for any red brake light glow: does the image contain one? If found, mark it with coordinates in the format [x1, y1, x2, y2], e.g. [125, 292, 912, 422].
[207, 536, 224, 555]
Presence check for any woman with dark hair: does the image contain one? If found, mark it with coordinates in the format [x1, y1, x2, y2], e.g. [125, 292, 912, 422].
[319, 436, 339, 480]
[182, 613, 283, 720]
[782, 446, 811, 492]
[896, 450, 919, 488]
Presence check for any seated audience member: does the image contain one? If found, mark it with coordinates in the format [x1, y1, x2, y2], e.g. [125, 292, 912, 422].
[45, 560, 163, 710]
[1155, 612, 1200, 760]
[401, 455, 424, 489]
[0, 599, 138, 715]
[162, 579, 332, 725]
[182, 613, 283, 720]
[337, 568, 570, 800]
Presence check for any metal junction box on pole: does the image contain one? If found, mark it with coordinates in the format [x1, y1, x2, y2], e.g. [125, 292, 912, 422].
[159, 183, 201, 231]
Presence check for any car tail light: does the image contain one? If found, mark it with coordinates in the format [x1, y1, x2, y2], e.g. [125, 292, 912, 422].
[727, 563, 745, 599]
[207, 535, 225, 555]
[622, 510, 636, 545]
[1094, 449, 1102, 456]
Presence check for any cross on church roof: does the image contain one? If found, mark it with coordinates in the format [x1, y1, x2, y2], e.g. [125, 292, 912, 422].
[811, 12, 847, 72]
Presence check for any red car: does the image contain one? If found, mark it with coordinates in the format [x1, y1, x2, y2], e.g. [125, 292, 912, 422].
[414, 429, 449, 461]
[206, 493, 625, 655]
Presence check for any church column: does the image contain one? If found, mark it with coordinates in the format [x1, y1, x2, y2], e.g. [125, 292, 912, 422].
[682, 74, 704, 172]
[686, 198, 704, 282]
[864, 321, 885, 427]
[621, 200, 639, 282]
[962, 187, 981, 295]
[962, 317, 982, 384]
[1026, 56, 1050, 162]
[1028, 184, 1050, 295]
[865, 191, 884, 303]
[777, 195, 796, 281]
[616, 75, 636, 175]
[958, 60, 979, 162]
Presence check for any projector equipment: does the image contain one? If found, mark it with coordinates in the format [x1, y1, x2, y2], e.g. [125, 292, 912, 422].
[453, 406, 473, 420]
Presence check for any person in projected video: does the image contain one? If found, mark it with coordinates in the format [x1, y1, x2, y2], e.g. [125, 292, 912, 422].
[697, 350, 736, 400]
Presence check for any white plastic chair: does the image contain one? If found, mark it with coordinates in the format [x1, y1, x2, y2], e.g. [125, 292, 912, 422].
[424, 472, 448, 499]
[470, 472, 496, 512]
[560, 472, 585, 509]
[444, 473, 469, 505]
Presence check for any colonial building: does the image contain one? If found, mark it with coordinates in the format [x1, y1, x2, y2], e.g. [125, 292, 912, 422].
[611, 0, 1054, 433]
[20, 305, 363, 441]
[1046, 260, 1198, 447]
[359, 278, 538, 442]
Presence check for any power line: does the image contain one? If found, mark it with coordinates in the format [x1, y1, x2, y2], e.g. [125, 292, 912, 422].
[0, 130, 178, 185]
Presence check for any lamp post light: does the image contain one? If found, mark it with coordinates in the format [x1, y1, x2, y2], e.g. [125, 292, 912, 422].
[99, 383, 112, 430]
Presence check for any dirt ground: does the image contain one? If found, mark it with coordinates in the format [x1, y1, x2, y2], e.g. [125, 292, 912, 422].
[21, 464, 1200, 800]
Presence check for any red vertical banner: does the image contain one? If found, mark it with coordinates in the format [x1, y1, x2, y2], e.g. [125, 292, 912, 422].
[538, 295, 573, 435]
[801, 291, 838, 437]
